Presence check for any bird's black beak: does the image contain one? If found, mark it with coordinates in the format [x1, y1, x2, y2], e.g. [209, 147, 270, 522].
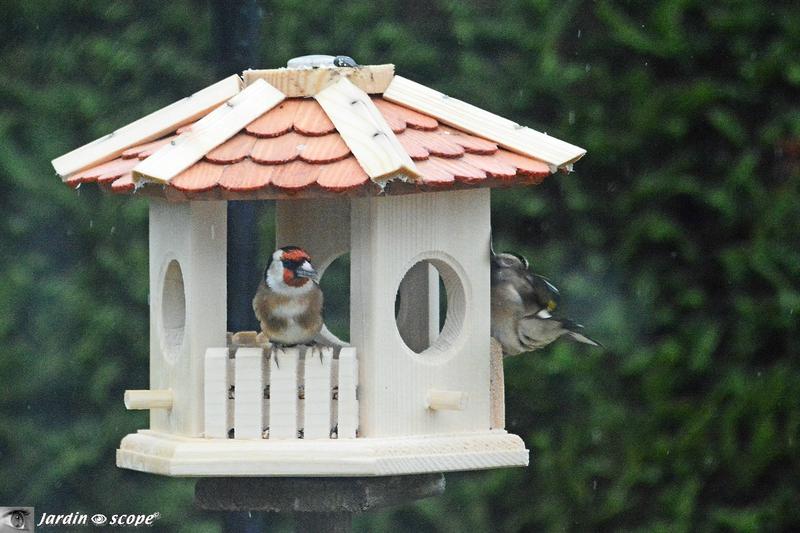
[294, 261, 318, 280]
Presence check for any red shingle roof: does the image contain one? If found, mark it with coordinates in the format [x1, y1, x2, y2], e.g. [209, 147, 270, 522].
[65, 97, 552, 201]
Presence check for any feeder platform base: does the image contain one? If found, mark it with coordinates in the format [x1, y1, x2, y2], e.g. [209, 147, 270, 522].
[116, 429, 528, 477]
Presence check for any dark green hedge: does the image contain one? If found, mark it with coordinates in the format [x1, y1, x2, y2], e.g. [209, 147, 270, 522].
[1, 1, 798, 531]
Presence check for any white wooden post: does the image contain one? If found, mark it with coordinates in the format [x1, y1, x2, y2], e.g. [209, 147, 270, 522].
[490, 338, 506, 429]
[149, 200, 227, 436]
[269, 347, 299, 439]
[234, 347, 266, 439]
[303, 346, 334, 439]
[337, 347, 359, 439]
[204, 347, 230, 438]
[350, 189, 492, 437]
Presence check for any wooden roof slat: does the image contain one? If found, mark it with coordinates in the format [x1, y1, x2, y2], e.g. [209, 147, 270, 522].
[205, 133, 257, 164]
[298, 134, 350, 164]
[425, 157, 486, 184]
[170, 161, 225, 192]
[437, 126, 498, 155]
[383, 76, 586, 168]
[176, 121, 199, 134]
[315, 156, 369, 191]
[53, 74, 242, 178]
[122, 136, 178, 160]
[415, 158, 455, 185]
[373, 98, 438, 131]
[68, 157, 128, 182]
[315, 78, 419, 182]
[243, 64, 395, 97]
[269, 160, 321, 190]
[401, 128, 464, 158]
[133, 79, 285, 184]
[396, 130, 430, 161]
[370, 98, 407, 133]
[96, 157, 141, 183]
[218, 159, 274, 191]
[250, 131, 303, 164]
[461, 153, 517, 179]
[111, 173, 135, 193]
[245, 99, 300, 138]
[494, 149, 551, 178]
[293, 99, 336, 136]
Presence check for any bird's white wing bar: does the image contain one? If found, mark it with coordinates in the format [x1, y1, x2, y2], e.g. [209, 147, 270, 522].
[52, 74, 242, 179]
[383, 76, 586, 168]
[133, 79, 285, 184]
[315, 77, 419, 182]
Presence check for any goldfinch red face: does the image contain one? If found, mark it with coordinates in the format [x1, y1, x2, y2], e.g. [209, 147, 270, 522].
[266, 246, 318, 290]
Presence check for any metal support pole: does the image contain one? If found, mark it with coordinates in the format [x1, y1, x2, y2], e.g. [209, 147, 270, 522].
[213, 0, 263, 335]
[212, 2, 263, 531]
[295, 512, 352, 533]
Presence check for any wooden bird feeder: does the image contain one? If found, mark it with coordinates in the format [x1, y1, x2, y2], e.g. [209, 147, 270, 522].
[52, 57, 584, 478]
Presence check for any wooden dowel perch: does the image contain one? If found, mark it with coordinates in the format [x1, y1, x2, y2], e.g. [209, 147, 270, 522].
[426, 390, 467, 411]
[124, 389, 173, 410]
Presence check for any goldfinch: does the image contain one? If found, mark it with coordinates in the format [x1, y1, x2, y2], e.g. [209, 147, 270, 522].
[252, 246, 324, 346]
[491, 250, 600, 356]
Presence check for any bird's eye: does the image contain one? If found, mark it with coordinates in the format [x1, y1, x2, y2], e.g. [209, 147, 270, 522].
[547, 299, 557, 311]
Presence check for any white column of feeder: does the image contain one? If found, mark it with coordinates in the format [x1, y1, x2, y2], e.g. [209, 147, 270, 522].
[269, 347, 299, 438]
[233, 347, 266, 439]
[203, 347, 230, 438]
[337, 347, 359, 438]
[303, 346, 334, 439]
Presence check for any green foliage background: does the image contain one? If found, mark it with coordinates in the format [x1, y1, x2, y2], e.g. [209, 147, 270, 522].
[2, 1, 799, 531]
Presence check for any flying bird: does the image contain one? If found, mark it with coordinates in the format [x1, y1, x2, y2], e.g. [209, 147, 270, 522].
[491, 249, 600, 356]
[253, 246, 324, 347]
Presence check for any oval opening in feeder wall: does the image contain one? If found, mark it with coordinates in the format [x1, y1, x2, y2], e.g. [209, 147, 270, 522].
[395, 258, 465, 358]
[317, 252, 351, 344]
[161, 259, 186, 361]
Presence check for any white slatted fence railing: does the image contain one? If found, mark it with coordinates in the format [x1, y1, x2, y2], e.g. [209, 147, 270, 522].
[203, 344, 358, 440]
